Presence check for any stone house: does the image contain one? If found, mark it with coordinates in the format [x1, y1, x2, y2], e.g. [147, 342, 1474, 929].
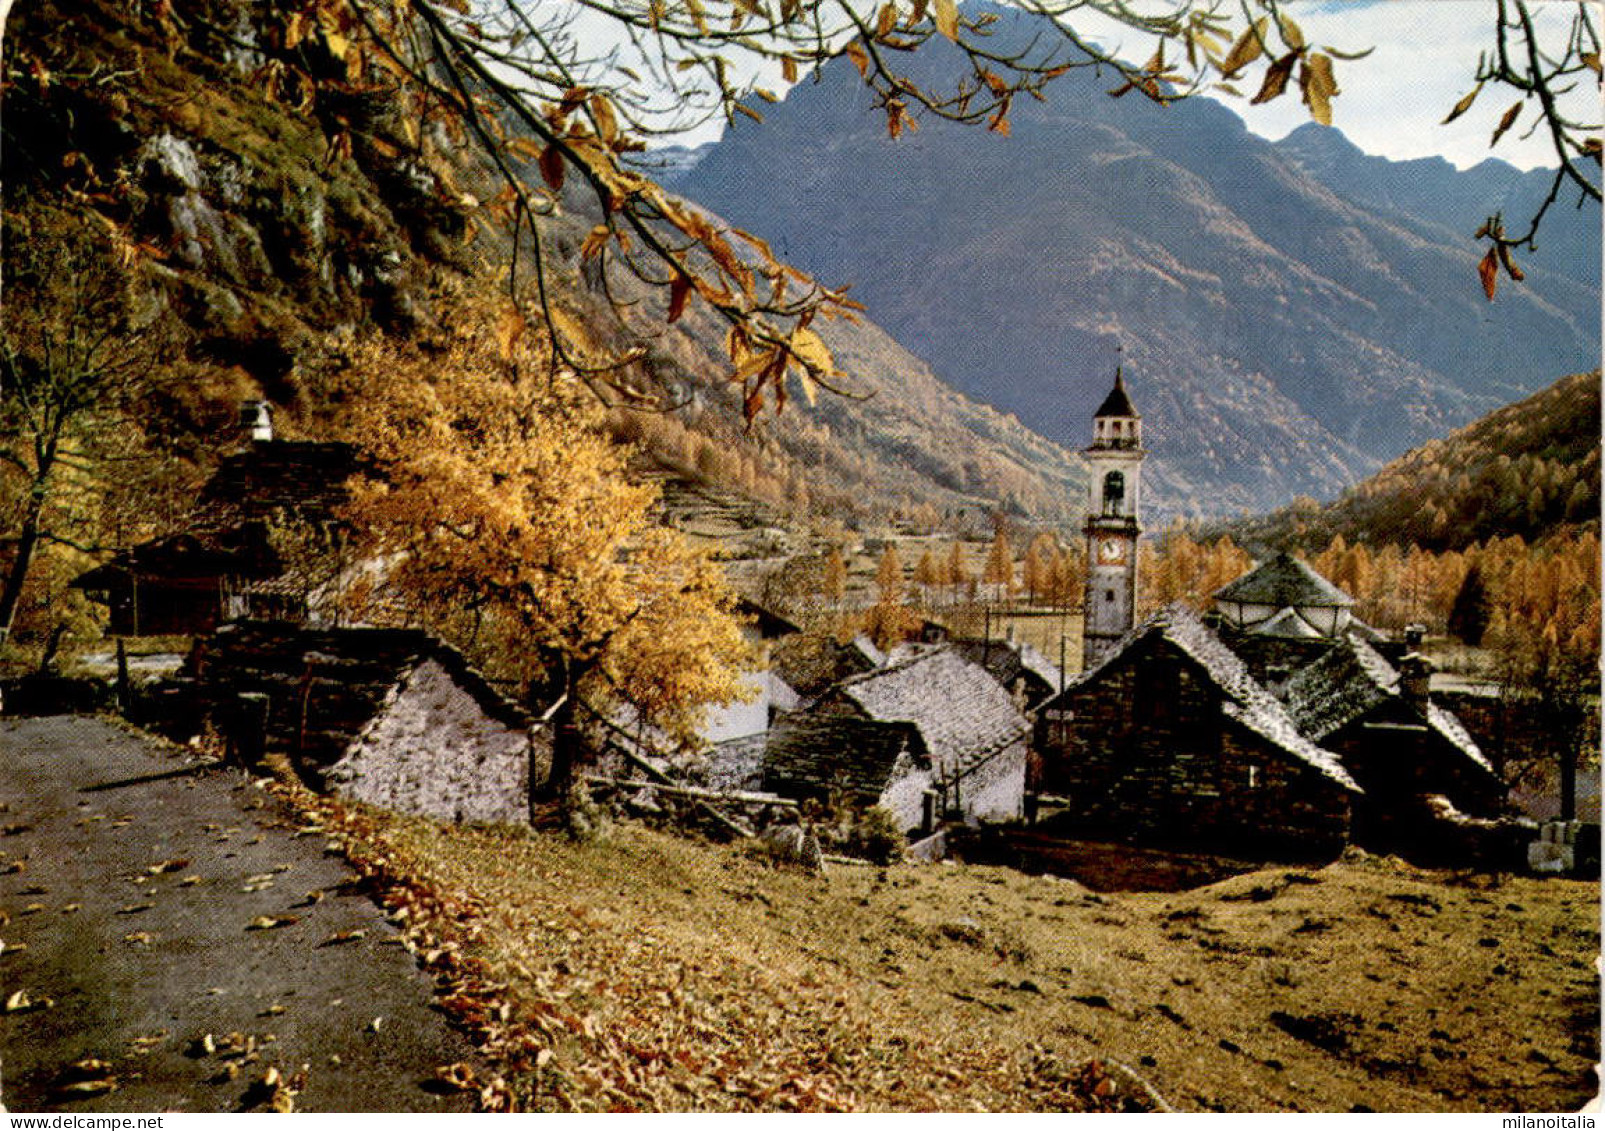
[74, 402, 362, 635]
[763, 646, 1030, 831]
[1034, 603, 1362, 857]
[1280, 635, 1506, 847]
[194, 620, 542, 825]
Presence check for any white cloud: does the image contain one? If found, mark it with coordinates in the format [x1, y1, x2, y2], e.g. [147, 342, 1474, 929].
[1209, 0, 1598, 171]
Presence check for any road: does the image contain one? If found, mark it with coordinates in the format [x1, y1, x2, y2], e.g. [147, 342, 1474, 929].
[0, 715, 482, 1113]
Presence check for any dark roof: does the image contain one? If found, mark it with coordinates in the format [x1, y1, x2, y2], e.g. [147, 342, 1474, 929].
[946, 639, 1063, 704]
[1059, 604, 1360, 791]
[192, 441, 363, 530]
[195, 621, 528, 781]
[1213, 552, 1355, 609]
[1095, 370, 1139, 418]
[73, 527, 282, 589]
[833, 648, 1031, 777]
[734, 597, 802, 640]
[1280, 636, 1495, 776]
[763, 714, 924, 798]
[770, 634, 880, 699]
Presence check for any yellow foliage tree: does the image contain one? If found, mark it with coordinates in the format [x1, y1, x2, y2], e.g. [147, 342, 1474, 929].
[332, 303, 753, 813]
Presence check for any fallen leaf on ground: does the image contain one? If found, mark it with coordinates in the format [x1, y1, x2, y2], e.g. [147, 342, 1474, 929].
[129, 1032, 167, 1054]
[246, 915, 299, 931]
[64, 1058, 115, 1078]
[4, 989, 52, 1013]
[118, 903, 155, 915]
[147, 858, 190, 875]
[319, 928, 367, 947]
[124, 931, 155, 946]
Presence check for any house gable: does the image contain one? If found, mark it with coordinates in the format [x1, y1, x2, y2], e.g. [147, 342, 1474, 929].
[326, 656, 532, 824]
[1034, 605, 1356, 855]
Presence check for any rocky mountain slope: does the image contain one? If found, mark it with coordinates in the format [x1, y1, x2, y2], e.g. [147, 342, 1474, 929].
[0, 0, 1088, 529]
[672, 37, 1601, 516]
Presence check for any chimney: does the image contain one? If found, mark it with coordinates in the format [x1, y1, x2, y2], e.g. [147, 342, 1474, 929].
[1398, 652, 1434, 712]
[1403, 623, 1427, 650]
[239, 399, 273, 443]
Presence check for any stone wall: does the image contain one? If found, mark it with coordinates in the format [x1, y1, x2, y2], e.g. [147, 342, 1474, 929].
[1035, 642, 1351, 857]
[949, 741, 1028, 825]
[878, 751, 934, 833]
[326, 658, 542, 825]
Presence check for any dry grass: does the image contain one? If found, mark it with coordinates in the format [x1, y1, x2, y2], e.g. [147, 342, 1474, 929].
[296, 792, 1599, 1113]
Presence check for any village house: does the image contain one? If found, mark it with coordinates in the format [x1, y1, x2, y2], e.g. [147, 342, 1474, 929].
[73, 401, 361, 635]
[762, 646, 1030, 832]
[1211, 550, 1390, 682]
[193, 620, 542, 825]
[1279, 634, 1507, 847]
[1034, 603, 1362, 857]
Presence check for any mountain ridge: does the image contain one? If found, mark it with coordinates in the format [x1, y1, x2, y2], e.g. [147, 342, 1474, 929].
[672, 43, 1600, 517]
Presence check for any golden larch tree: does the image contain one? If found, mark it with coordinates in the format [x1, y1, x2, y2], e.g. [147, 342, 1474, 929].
[332, 297, 753, 817]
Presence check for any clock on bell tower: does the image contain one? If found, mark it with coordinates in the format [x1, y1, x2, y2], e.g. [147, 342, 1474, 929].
[1082, 368, 1145, 669]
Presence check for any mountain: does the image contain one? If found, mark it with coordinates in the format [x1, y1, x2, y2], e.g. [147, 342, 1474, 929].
[672, 35, 1601, 517]
[0, 0, 1087, 528]
[1212, 370, 1601, 554]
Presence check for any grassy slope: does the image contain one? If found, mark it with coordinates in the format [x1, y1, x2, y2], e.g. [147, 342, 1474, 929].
[305, 791, 1599, 1113]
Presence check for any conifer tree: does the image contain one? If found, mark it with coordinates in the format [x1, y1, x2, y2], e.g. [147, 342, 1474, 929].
[1448, 563, 1493, 646]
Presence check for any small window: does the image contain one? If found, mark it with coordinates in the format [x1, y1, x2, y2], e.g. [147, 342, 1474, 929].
[1105, 589, 1116, 603]
[1246, 765, 1261, 789]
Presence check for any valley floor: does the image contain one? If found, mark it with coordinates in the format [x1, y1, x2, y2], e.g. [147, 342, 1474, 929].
[304, 792, 1601, 1113]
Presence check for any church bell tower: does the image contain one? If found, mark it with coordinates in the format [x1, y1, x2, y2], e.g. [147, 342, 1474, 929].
[1082, 369, 1145, 668]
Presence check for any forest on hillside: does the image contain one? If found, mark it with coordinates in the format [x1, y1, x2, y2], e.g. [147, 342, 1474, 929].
[1221, 371, 1601, 554]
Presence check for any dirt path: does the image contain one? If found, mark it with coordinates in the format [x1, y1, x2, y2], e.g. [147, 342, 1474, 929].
[0, 715, 482, 1113]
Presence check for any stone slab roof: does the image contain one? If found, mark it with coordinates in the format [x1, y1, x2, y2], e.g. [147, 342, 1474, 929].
[1213, 552, 1355, 609]
[196, 621, 528, 780]
[1067, 604, 1360, 792]
[834, 648, 1031, 777]
[1252, 606, 1327, 639]
[946, 639, 1063, 703]
[192, 441, 362, 530]
[763, 714, 923, 799]
[769, 634, 880, 700]
[1281, 635, 1494, 776]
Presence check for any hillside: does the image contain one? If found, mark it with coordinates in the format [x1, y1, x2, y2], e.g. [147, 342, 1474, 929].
[297, 785, 1599, 1112]
[0, 0, 1088, 534]
[1216, 370, 1601, 553]
[672, 28, 1601, 517]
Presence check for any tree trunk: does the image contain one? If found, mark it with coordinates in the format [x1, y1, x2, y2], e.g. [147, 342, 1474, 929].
[531, 659, 587, 805]
[0, 486, 46, 646]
